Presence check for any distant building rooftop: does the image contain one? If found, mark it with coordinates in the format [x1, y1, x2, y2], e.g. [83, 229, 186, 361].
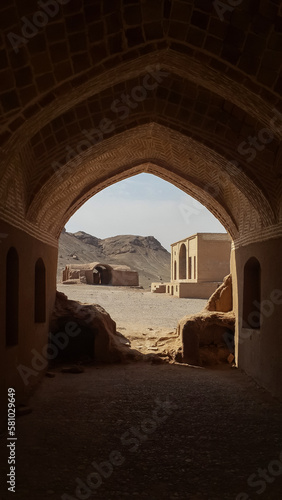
[171, 232, 231, 247]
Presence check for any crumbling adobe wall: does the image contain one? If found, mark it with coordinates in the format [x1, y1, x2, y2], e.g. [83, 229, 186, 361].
[50, 291, 142, 364]
[178, 275, 235, 366]
[205, 274, 233, 313]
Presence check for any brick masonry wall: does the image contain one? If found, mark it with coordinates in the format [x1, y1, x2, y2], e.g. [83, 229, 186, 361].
[0, 0, 281, 248]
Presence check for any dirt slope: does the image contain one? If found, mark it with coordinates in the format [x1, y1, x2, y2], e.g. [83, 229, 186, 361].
[57, 230, 171, 288]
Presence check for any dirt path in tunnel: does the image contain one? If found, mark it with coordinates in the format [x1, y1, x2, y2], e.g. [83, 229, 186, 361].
[1, 362, 282, 500]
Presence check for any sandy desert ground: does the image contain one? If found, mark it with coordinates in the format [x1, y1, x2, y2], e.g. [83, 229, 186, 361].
[57, 284, 207, 355]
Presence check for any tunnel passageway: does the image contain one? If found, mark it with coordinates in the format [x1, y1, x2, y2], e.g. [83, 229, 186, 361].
[1, 363, 282, 500]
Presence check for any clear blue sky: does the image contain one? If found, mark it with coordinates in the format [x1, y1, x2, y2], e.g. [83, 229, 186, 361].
[66, 173, 226, 251]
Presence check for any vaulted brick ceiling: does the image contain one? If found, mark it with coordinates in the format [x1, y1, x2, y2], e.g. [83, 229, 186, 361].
[0, 0, 281, 245]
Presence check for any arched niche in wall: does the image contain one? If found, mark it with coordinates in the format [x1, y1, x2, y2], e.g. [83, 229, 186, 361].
[174, 260, 177, 281]
[179, 243, 187, 280]
[6, 247, 19, 346]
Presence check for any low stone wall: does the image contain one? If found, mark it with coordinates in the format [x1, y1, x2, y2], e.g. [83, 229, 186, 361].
[151, 282, 167, 293]
[84, 269, 94, 284]
[152, 281, 223, 299]
[111, 270, 139, 286]
[176, 281, 222, 299]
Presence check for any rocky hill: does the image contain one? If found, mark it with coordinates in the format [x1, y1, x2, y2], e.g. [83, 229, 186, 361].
[58, 230, 171, 289]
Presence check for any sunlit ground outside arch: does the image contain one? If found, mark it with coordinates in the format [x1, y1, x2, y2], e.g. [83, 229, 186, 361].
[57, 173, 229, 356]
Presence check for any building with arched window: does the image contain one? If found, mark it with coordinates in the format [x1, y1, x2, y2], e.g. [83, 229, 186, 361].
[62, 262, 139, 287]
[152, 233, 231, 298]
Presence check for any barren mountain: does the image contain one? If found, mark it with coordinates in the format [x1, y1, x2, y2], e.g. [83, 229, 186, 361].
[57, 230, 171, 289]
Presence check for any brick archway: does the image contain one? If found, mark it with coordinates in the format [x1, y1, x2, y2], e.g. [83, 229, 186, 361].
[1, 1, 282, 415]
[2, 121, 276, 247]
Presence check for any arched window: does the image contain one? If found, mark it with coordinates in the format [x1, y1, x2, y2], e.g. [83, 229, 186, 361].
[6, 247, 19, 346]
[174, 260, 177, 280]
[179, 243, 187, 279]
[34, 258, 46, 323]
[243, 257, 261, 329]
[188, 257, 192, 279]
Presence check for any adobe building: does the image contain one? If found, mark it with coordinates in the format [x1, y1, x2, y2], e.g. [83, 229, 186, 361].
[1, 1, 282, 426]
[152, 233, 231, 298]
[62, 262, 139, 287]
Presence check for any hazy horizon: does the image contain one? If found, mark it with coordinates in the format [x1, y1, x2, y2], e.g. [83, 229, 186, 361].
[65, 173, 226, 252]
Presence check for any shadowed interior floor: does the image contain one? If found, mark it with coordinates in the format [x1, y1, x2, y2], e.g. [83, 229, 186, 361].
[1, 363, 282, 500]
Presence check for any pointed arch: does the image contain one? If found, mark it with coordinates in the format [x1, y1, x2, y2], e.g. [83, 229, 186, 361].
[6, 247, 19, 346]
[179, 243, 187, 280]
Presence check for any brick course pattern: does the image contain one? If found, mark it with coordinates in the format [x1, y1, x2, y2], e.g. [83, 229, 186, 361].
[0, 1, 281, 248]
